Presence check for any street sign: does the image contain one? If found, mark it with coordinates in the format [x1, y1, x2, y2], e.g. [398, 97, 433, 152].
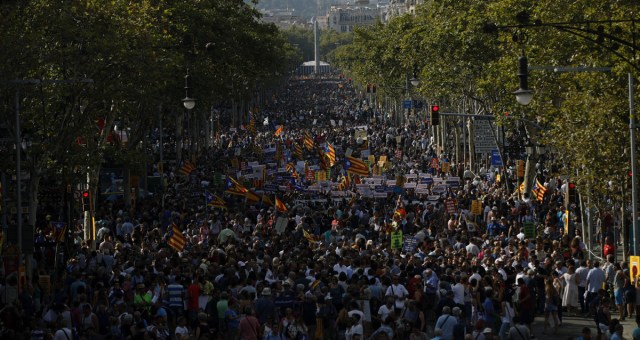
[491, 150, 503, 167]
[474, 116, 498, 154]
[403, 100, 412, 109]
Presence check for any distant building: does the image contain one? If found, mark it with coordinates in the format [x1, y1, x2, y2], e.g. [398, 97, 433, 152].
[260, 8, 308, 29]
[326, 3, 379, 32]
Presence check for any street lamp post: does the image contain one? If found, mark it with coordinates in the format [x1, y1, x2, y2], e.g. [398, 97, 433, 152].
[486, 14, 640, 254]
[177, 70, 196, 162]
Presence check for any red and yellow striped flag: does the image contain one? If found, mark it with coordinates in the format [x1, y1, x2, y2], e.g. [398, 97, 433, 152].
[168, 223, 186, 252]
[275, 196, 288, 213]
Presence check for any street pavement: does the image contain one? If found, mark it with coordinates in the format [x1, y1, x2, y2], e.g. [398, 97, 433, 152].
[529, 312, 637, 339]
[533, 242, 637, 339]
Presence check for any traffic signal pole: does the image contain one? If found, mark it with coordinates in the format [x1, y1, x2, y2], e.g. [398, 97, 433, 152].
[629, 74, 638, 255]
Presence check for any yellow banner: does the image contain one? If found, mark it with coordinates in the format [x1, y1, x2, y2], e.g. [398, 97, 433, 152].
[471, 200, 483, 215]
[631, 256, 640, 283]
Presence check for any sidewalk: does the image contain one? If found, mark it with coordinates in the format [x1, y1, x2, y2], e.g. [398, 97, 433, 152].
[530, 311, 637, 339]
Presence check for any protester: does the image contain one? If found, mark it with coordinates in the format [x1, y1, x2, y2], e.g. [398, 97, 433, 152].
[3, 73, 634, 340]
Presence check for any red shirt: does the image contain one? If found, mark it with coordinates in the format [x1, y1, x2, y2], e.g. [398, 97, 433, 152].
[604, 244, 615, 257]
[186, 283, 200, 310]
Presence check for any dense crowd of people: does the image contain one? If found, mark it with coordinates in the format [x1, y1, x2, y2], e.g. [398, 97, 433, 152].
[0, 74, 637, 340]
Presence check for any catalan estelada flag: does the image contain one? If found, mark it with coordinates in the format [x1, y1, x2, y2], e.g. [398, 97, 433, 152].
[532, 177, 547, 202]
[275, 196, 288, 213]
[206, 191, 227, 210]
[178, 160, 196, 177]
[304, 131, 314, 150]
[51, 222, 67, 242]
[167, 223, 186, 252]
[274, 125, 284, 137]
[325, 142, 336, 167]
[344, 156, 369, 177]
[286, 163, 299, 179]
[225, 176, 248, 196]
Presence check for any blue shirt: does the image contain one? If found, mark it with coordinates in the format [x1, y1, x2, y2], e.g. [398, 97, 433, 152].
[482, 298, 496, 324]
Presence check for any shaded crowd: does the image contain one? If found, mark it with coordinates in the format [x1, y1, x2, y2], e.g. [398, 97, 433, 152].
[0, 74, 636, 340]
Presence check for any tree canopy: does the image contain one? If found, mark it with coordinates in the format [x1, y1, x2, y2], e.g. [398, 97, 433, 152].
[335, 0, 640, 208]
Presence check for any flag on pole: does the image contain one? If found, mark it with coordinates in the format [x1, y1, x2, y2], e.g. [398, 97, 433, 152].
[51, 222, 67, 242]
[274, 125, 284, 137]
[178, 160, 196, 177]
[325, 142, 336, 167]
[304, 131, 314, 150]
[302, 229, 319, 244]
[205, 191, 227, 209]
[167, 223, 186, 252]
[337, 174, 351, 191]
[294, 143, 304, 160]
[275, 196, 288, 213]
[246, 113, 257, 135]
[225, 176, 248, 196]
[286, 163, 299, 179]
[344, 156, 369, 177]
[532, 178, 547, 202]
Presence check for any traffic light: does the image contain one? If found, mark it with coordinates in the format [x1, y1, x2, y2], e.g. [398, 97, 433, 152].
[372, 84, 377, 93]
[82, 191, 90, 212]
[431, 105, 440, 126]
[366, 84, 371, 93]
[566, 182, 578, 207]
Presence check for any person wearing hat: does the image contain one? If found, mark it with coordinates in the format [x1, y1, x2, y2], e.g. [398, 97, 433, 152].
[255, 287, 276, 326]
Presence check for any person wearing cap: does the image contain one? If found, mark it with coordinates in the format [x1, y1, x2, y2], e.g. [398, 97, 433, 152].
[487, 217, 500, 237]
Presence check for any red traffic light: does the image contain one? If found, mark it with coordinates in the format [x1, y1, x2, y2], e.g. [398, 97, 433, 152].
[568, 183, 576, 189]
[82, 191, 89, 198]
[432, 105, 439, 112]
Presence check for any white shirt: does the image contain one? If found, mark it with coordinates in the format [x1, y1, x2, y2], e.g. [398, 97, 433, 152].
[466, 244, 480, 256]
[452, 283, 465, 305]
[576, 266, 589, 288]
[53, 328, 73, 340]
[378, 304, 394, 323]
[586, 267, 606, 293]
[385, 284, 409, 309]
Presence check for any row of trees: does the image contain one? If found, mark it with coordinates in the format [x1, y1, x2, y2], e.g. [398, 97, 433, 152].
[335, 0, 638, 213]
[0, 0, 299, 237]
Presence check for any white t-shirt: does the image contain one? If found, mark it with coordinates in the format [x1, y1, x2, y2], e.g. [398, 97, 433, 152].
[451, 283, 465, 305]
[53, 328, 73, 340]
[378, 304, 394, 323]
[385, 284, 409, 309]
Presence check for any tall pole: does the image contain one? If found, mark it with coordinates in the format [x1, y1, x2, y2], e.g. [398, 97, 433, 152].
[15, 88, 22, 262]
[629, 73, 638, 255]
[159, 104, 164, 210]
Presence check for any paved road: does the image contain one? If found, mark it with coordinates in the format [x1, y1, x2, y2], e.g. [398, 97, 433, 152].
[529, 312, 637, 339]
[529, 242, 637, 339]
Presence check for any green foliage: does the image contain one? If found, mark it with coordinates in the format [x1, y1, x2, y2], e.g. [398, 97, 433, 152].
[336, 0, 640, 207]
[0, 0, 296, 225]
